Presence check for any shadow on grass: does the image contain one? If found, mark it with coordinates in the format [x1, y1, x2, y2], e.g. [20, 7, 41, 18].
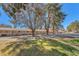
[16, 45, 68, 56]
[1, 42, 16, 53]
[48, 39, 79, 52]
[1, 42, 23, 55]
[1, 39, 79, 56]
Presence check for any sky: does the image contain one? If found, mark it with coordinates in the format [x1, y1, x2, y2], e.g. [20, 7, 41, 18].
[61, 3, 79, 29]
[0, 3, 79, 29]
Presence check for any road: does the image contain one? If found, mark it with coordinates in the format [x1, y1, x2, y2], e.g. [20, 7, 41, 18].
[49, 33, 79, 38]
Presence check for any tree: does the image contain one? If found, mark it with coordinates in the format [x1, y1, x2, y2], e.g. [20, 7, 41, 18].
[21, 4, 45, 36]
[44, 4, 55, 35]
[9, 19, 17, 28]
[2, 3, 45, 36]
[44, 3, 65, 35]
[53, 11, 65, 34]
[67, 20, 79, 32]
[2, 3, 24, 28]
[2, 3, 65, 36]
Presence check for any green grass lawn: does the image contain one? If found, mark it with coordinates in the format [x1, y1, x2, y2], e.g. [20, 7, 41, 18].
[1, 38, 79, 56]
[63, 38, 79, 47]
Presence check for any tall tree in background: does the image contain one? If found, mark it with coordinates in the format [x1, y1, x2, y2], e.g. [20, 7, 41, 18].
[67, 20, 79, 32]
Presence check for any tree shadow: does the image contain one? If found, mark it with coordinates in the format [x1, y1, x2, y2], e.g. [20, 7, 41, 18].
[1, 42, 22, 55]
[48, 39, 79, 54]
[1, 42, 16, 53]
[1, 39, 79, 56]
[16, 45, 68, 56]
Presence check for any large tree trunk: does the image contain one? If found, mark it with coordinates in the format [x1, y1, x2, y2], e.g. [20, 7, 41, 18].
[53, 26, 55, 34]
[46, 29, 49, 35]
[32, 30, 35, 37]
[56, 29, 58, 34]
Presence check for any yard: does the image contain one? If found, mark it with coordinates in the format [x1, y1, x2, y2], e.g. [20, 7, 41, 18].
[0, 37, 79, 56]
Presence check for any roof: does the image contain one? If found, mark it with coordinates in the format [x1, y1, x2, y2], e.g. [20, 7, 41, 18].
[0, 24, 11, 28]
[0, 28, 26, 31]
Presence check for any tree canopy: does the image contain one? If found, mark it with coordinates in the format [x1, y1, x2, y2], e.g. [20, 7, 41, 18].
[67, 20, 79, 32]
[2, 3, 66, 36]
